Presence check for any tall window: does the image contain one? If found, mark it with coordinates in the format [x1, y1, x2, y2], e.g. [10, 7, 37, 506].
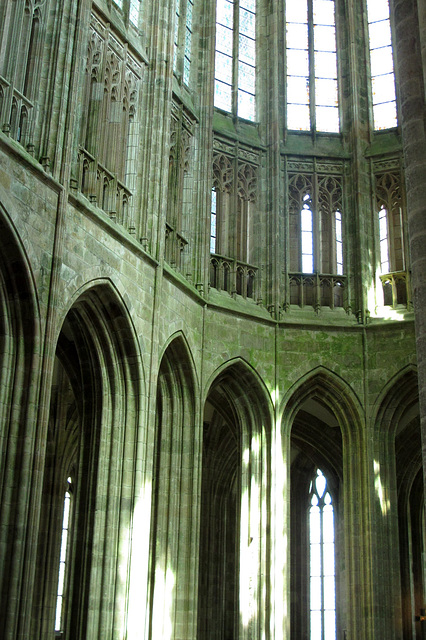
[211, 189, 217, 253]
[367, 0, 397, 130]
[286, 0, 339, 133]
[55, 477, 73, 633]
[214, 0, 256, 121]
[174, 0, 194, 85]
[309, 469, 336, 640]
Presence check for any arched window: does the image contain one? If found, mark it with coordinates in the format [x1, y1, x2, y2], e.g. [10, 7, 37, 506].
[366, 0, 397, 130]
[286, 0, 339, 132]
[55, 476, 73, 634]
[214, 0, 256, 121]
[309, 468, 336, 640]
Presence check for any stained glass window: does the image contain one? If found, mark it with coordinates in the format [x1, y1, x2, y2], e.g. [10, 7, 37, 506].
[286, 0, 339, 132]
[215, 0, 256, 121]
[367, 0, 397, 129]
[309, 469, 336, 640]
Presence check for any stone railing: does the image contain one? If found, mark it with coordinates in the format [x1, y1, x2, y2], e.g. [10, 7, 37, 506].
[380, 271, 411, 308]
[286, 272, 348, 312]
[210, 254, 259, 300]
[77, 147, 134, 232]
[165, 222, 188, 270]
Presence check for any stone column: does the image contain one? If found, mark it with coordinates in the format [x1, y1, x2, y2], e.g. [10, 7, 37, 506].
[390, 0, 426, 490]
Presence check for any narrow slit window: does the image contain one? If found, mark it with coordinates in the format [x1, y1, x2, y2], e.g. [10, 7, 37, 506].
[379, 206, 390, 273]
[301, 194, 314, 273]
[335, 210, 343, 275]
[211, 189, 217, 253]
[367, 0, 397, 130]
[55, 477, 73, 633]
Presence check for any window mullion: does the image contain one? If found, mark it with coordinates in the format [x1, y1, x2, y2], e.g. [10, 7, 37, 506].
[232, 0, 239, 117]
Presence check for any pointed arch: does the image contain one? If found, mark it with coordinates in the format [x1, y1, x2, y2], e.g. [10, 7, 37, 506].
[199, 358, 272, 640]
[34, 280, 145, 640]
[0, 199, 40, 639]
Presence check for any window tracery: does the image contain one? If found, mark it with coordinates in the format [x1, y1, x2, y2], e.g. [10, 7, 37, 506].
[210, 140, 260, 299]
[0, 0, 44, 147]
[77, 13, 143, 230]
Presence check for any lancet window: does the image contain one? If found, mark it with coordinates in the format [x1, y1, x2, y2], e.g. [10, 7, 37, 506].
[366, 0, 397, 130]
[0, 0, 43, 146]
[374, 164, 409, 306]
[174, 0, 194, 85]
[165, 100, 195, 270]
[286, 0, 339, 133]
[210, 145, 259, 298]
[77, 14, 143, 228]
[309, 469, 336, 640]
[214, 0, 256, 121]
[288, 171, 344, 276]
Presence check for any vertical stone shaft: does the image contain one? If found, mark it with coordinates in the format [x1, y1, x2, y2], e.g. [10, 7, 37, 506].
[390, 0, 426, 491]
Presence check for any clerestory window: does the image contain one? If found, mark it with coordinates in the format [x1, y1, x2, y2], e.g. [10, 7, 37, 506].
[214, 0, 256, 121]
[366, 0, 397, 130]
[174, 0, 194, 85]
[112, 0, 142, 27]
[286, 0, 339, 133]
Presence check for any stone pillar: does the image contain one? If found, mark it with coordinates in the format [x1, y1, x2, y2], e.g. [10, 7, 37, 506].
[390, 0, 426, 491]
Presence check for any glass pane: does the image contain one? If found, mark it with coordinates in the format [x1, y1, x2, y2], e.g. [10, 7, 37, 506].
[238, 61, 255, 92]
[214, 79, 232, 111]
[216, 24, 234, 55]
[324, 610, 336, 639]
[308, 504, 321, 544]
[323, 575, 336, 609]
[315, 51, 337, 78]
[323, 541, 335, 575]
[314, 25, 336, 52]
[238, 89, 255, 120]
[311, 576, 322, 610]
[129, 0, 140, 25]
[302, 229, 313, 254]
[239, 33, 256, 65]
[60, 529, 69, 562]
[367, 0, 390, 23]
[310, 610, 322, 640]
[183, 57, 190, 85]
[302, 253, 314, 273]
[313, 0, 335, 26]
[372, 73, 396, 104]
[315, 470, 326, 497]
[316, 106, 339, 132]
[286, 1, 308, 23]
[374, 100, 397, 129]
[310, 543, 321, 576]
[335, 211, 342, 241]
[240, 8, 255, 38]
[287, 103, 310, 130]
[57, 563, 65, 596]
[286, 23, 309, 50]
[240, 0, 256, 11]
[217, 0, 234, 27]
[215, 51, 233, 83]
[323, 504, 334, 542]
[55, 596, 63, 631]
[370, 46, 394, 76]
[287, 76, 309, 106]
[301, 207, 313, 231]
[62, 494, 70, 528]
[287, 49, 309, 76]
[369, 19, 392, 48]
[315, 78, 338, 106]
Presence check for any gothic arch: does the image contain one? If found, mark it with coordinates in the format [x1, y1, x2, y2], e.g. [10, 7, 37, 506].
[149, 334, 200, 640]
[373, 366, 422, 640]
[198, 359, 272, 640]
[0, 200, 40, 639]
[33, 281, 145, 640]
[282, 366, 369, 640]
